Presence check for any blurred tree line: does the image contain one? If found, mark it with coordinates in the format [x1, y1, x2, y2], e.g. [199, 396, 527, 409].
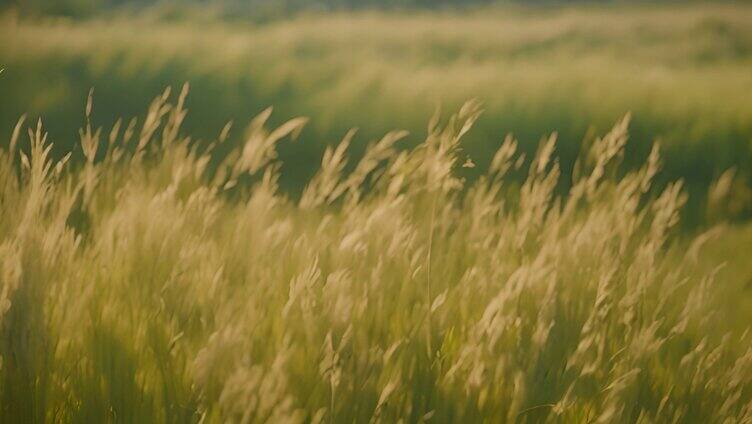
[10, 0, 738, 21]
[0, 0, 497, 19]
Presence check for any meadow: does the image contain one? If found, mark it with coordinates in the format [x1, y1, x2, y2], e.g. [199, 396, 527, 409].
[1, 85, 752, 421]
[2, 3, 752, 217]
[2, 2, 752, 422]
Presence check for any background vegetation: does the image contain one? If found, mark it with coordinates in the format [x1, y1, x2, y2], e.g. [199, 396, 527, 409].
[2, 3, 752, 221]
[6, 0, 495, 20]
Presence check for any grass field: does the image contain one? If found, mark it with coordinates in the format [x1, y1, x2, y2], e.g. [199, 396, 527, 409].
[2, 2, 752, 422]
[2, 3, 752, 217]
[1, 89, 752, 422]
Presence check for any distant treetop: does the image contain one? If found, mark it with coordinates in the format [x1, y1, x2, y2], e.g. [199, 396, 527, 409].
[2, 0, 499, 19]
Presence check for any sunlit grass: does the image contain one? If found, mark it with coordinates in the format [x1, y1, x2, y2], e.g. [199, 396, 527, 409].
[1, 88, 751, 421]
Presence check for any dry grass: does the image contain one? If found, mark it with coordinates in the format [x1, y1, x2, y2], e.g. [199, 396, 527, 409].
[1, 87, 752, 422]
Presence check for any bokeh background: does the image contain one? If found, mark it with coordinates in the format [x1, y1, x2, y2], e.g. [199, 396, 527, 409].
[2, 0, 752, 221]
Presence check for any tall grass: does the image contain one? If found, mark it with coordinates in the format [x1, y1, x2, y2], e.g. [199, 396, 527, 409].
[1, 87, 752, 422]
